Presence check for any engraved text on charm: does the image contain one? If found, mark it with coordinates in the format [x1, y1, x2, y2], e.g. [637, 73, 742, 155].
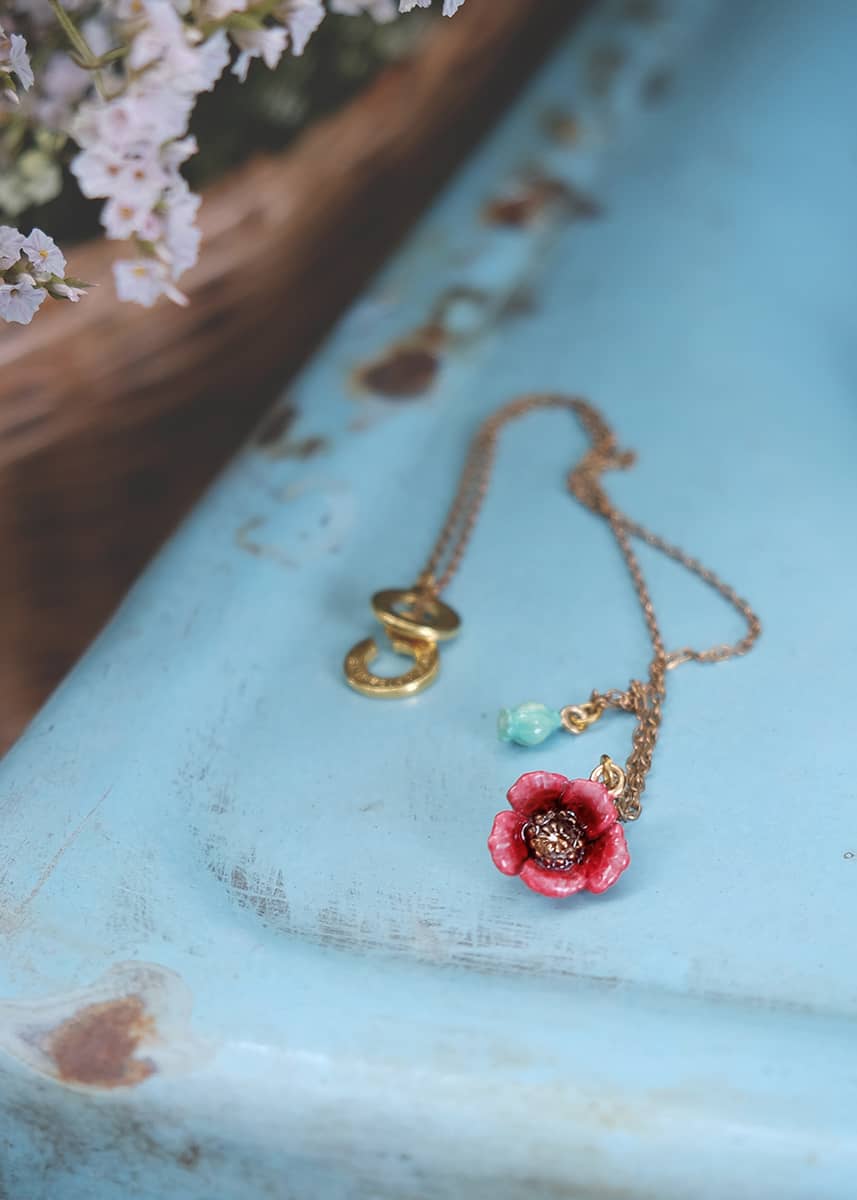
[344, 633, 439, 699]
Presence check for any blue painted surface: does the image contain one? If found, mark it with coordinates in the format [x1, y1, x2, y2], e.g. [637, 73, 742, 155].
[2, 1, 857, 1196]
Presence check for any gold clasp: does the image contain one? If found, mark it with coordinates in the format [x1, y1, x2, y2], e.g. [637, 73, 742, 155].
[589, 754, 626, 798]
[371, 588, 461, 643]
[665, 648, 694, 670]
[344, 586, 460, 699]
[560, 700, 604, 734]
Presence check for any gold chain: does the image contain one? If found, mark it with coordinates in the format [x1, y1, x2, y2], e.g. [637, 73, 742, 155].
[411, 394, 761, 821]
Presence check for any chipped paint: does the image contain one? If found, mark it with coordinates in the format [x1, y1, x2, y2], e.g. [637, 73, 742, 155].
[254, 402, 298, 449]
[279, 435, 329, 460]
[0, 963, 207, 1090]
[356, 344, 441, 398]
[482, 173, 602, 227]
[236, 479, 354, 567]
[346, 0, 675, 419]
[254, 401, 330, 460]
[498, 286, 538, 320]
[585, 44, 628, 97]
[541, 108, 582, 144]
[428, 285, 495, 341]
[622, 0, 663, 24]
[218, 860, 290, 922]
[641, 66, 674, 104]
[352, 284, 537, 403]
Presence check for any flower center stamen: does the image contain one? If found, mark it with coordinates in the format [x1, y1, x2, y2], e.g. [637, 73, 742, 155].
[523, 809, 586, 871]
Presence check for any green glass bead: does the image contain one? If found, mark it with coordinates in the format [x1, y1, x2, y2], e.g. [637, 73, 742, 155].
[497, 701, 563, 747]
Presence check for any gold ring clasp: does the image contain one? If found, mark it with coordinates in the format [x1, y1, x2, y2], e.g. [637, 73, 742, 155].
[372, 588, 461, 643]
[344, 632, 439, 698]
[561, 701, 604, 734]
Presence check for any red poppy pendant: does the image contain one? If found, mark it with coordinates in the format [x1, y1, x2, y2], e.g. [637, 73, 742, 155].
[488, 771, 630, 898]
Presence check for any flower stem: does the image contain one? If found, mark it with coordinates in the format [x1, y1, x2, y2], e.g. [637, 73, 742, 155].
[48, 0, 108, 98]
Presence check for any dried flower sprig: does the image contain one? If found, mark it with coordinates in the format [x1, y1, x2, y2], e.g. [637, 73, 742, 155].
[0, 0, 466, 323]
[0, 224, 88, 323]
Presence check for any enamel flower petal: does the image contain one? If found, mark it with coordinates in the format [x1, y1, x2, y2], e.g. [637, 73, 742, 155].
[506, 771, 569, 817]
[519, 859, 588, 898]
[560, 777, 618, 840]
[582, 824, 631, 894]
[487, 810, 528, 875]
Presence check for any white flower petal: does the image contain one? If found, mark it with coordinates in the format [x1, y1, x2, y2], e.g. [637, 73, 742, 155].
[0, 281, 46, 325]
[22, 228, 66, 278]
[0, 225, 25, 271]
[114, 258, 170, 307]
[231, 27, 288, 74]
[9, 34, 34, 91]
[278, 0, 325, 55]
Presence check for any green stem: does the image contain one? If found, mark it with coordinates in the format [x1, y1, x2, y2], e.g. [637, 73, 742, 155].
[1, 114, 29, 157]
[48, 0, 108, 98]
[97, 45, 131, 66]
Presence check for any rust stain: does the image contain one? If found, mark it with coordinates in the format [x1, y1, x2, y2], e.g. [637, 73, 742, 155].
[482, 175, 602, 227]
[428, 284, 491, 328]
[0, 964, 204, 1089]
[255, 402, 298, 448]
[178, 1141, 202, 1169]
[44, 994, 156, 1089]
[352, 249, 566, 404]
[278, 434, 329, 460]
[586, 44, 627, 97]
[235, 517, 274, 562]
[541, 109, 582, 145]
[623, 0, 663, 23]
[352, 280, 541, 402]
[498, 285, 538, 320]
[235, 479, 353, 565]
[255, 402, 329, 460]
[355, 344, 441, 398]
[641, 67, 674, 105]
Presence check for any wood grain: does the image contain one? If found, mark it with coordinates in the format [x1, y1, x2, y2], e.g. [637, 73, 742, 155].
[0, 0, 581, 749]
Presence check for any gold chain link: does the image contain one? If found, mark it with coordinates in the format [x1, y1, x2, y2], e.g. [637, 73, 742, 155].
[414, 394, 761, 820]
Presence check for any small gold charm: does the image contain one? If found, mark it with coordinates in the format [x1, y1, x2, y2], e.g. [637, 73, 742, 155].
[344, 585, 460, 698]
[371, 589, 461, 643]
[344, 633, 439, 698]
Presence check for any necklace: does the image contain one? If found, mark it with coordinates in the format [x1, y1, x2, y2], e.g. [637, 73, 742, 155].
[344, 394, 761, 900]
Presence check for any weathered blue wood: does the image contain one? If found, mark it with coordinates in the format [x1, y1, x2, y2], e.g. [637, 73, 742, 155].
[2, 2, 856, 1196]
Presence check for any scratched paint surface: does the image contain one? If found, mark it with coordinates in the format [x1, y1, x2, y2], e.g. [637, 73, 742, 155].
[2, 2, 857, 1197]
